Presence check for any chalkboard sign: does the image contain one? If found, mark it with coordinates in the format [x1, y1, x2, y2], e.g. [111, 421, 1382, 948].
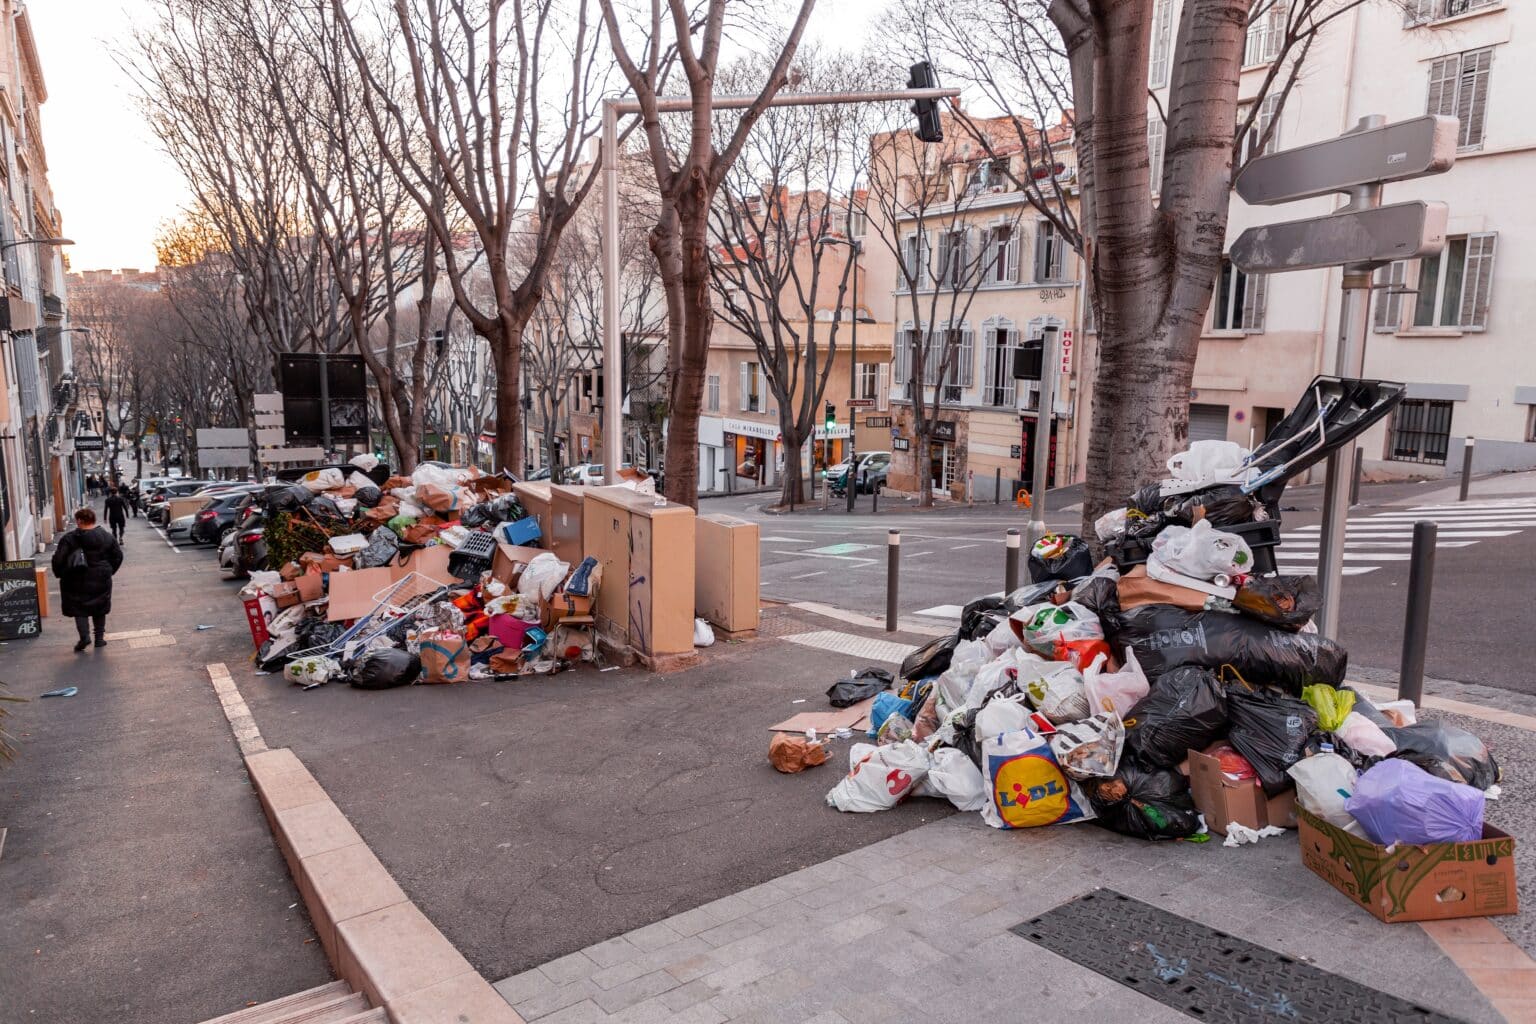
[0, 559, 41, 640]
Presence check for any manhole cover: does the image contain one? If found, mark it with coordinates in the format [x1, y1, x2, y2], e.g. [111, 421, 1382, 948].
[1009, 890, 1465, 1023]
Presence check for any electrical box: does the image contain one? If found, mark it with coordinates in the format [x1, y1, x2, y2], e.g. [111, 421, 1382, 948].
[695, 513, 760, 634]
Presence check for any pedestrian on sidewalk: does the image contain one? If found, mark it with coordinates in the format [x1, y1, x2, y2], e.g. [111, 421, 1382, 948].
[51, 507, 123, 652]
[104, 487, 130, 542]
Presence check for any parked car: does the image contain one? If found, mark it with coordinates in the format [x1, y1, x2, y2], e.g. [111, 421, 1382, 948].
[565, 463, 639, 486]
[524, 466, 552, 482]
[189, 487, 264, 545]
[829, 451, 891, 495]
[146, 479, 221, 523]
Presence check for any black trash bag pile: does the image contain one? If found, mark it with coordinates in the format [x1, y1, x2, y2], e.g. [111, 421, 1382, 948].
[1122, 667, 1228, 767]
[1386, 721, 1501, 790]
[1232, 575, 1321, 631]
[901, 634, 958, 681]
[349, 648, 421, 690]
[1107, 604, 1346, 694]
[354, 525, 401, 569]
[353, 485, 383, 509]
[1165, 485, 1264, 529]
[1028, 534, 1094, 583]
[263, 484, 314, 513]
[827, 668, 893, 708]
[1083, 759, 1203, 840]
[1226, 683, 1318, 796]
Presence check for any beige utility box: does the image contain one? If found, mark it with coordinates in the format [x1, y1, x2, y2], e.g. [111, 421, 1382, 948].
[582, 486, 696, 668]
[512, 480, 552, 543]
[695, 513, 759, 635]
[548, 484, 585, 568]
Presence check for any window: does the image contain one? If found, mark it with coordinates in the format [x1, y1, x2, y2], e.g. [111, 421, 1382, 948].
[1147, 117, 1166, 194]
[966, 160, 995, 194]
[1526, 406, 1536, 444]
[848, 206, 867, 238]
[739, 361, 767, 412]
[1372, 261, 1408, 333]
[1244, 1, 1287, 66]
[900, 233, 927, 290]
[1149, 0, 1174, 88]
[936, 228, 968, 288]
[706, 373, 720, 412]
[981, 322, 1019, 407]
[1389, 399, 1453, 464]
[1410, 234, 1496, 330]
[1238, 95, 1281, 164]
[1428, 49, 1492, 151]
[893, 325, 936, 395]
[987, 224, 1018, 285]
[1033, 221, 1066, 283]
[1406, 0, 1499, 26]
[1211, 256, 1268, 332]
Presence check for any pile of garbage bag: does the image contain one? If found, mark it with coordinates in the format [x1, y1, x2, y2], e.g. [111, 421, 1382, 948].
[818, 437, 1502, 857]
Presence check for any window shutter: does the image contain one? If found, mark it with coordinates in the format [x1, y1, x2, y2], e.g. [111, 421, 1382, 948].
[1241, 272, 1269, 333]
[959, 326, 975, 386]
[1033, 227, 1047, 283]
[936, 231, 952, 288]
[1374, 261, 1407, 333]
[1459, 233, 1496, 329]
[1404, 0, 1435, 25]
[757, 366, 769, 410]
[738, 362, 749, 411]
[1147, 117, 1166, 194]
[1149, 0, 1173, 88]
[1003, 329, 1020, 406]
[1005, 230, 1020, 283]
[1456, 49, 1492, 149]
[1427, 56, 1457, 118]
[980, 327, 995, 401]
[877, 363, 890, 411]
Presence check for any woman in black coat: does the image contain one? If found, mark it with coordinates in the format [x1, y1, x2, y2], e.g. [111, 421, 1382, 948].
[51, 507, 124, 652]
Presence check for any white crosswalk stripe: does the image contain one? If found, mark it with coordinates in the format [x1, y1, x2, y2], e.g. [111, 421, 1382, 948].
[1277, 498, 1536, 577]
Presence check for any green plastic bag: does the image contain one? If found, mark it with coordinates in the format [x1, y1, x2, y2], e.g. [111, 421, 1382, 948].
[1301, 683, 1355, 733]
[386, 514, 418, 535]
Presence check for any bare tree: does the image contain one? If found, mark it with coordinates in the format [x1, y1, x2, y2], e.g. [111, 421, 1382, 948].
[597, 1, 819, 507]
[901, 0, 1402, 527]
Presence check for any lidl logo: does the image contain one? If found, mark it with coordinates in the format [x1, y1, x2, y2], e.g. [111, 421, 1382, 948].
[992, 753, 1073, 827]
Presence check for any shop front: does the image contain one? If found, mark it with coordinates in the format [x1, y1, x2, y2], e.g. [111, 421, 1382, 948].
[722, 417, 781, 491]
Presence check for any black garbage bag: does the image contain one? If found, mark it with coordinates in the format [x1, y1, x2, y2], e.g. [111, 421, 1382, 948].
[257, 635, 298, 671]
[1083, 759, 1203, 840]
[959, 597, 1008, 642]
[1166, 485, 1262, 528]
[354, 525, 401, 569]
[309, 495, 344, 520]
[1233, 575, 1320, 631]
[1128, 483, 1166, 515]
[1226, 684, 1317, 796]
[900, 633, 959, 681]
[460, 502, 496, 528]
[1070, 568, 1121, 618]
[1122, 666, 1228, 768]
[1386, 721, 1501, 790]
[1005, 579, 1069, 608]
[263, 484, 313, 513]
[353, 485, 383, 509]
[349, 648, 421, 690]
[950, 706, 984, 769]
[295, 616, 347, 649]
[1028, 533, 1094, 583]
[1106, 604, 1346, 694]
[826, 668, 893, 708]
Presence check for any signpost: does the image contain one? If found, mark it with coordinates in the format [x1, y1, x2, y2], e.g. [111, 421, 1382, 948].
[0, 559, 42, 640]
[278, 353, 369, 447]
[1025, 325, 1061, 544]
[1230, 114, 1457, 639]
[847, 398, 876, 409]
[73, 435, 104, 452]
[196, 427, 251, 470]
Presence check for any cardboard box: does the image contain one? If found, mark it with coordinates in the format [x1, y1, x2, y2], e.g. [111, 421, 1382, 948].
[271, 580, 303, 609]
[1298, 809, 1518, 922]
[1186, 746, 1298, 836]
[490, 543, 546, 586]
[295, 573, 325, 604]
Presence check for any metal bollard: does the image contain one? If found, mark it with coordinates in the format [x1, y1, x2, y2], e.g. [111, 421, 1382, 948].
[1350, 447, 1362, 507]
[1459, 437, 1475, 502]
[1005, 528, 1021, 595]
[994, 467, 1001, 505]
[886, 530, 900, 632]
[872, 485, 879, 513]
[1398, 521, 1437, 706]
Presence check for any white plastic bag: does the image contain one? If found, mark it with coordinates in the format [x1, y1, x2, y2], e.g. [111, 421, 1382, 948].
[284, 654, 341, 688]
[983, 616, 1023, 656]
[825, 740, 930, 813]
[1094, 507, 1130, 542]
[914, 748, 988, 811]
[1149, 519, 1253, 581]
[518, 553, 570, 601]
[349, 453, 381, 473]
[1336, 711, 1396, 756]
[975, 692, 1032, 739]
[301, 467, 345, 493]
[1164, 440, 1249, 488]
[936, 639, 990, 715]
[693, 618, 716, 647]
[347, 470, 376, 491]
[1287, 752, 1363, 834]
[412, 463, 471, 488]
[1016, 658, 1090, 724]
[1010, 601, 1105, 659]
[979, 729, 1095, 829]
[1082, 648, 1150, 718]
[965, 647, 1048, 710]
[1048, 712, 1125, 780]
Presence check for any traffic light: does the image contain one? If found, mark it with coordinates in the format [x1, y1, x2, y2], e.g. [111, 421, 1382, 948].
[825, 402, 836, 433]
[1012, 337, 1044, 381]
[908, 61, 944, 144]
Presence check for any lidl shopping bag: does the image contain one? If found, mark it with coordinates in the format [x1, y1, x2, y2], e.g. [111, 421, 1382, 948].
[980, 729, 1095, 829]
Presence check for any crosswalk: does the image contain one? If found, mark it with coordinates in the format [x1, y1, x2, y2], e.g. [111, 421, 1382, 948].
[912, 498, 1536, 619]
[1276, 497, 1536, 577]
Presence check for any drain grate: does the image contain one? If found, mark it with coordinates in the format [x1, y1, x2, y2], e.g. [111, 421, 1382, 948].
[1009, 890, 1465, 1023]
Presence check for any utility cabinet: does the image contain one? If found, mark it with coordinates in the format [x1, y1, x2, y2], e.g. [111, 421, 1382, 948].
[549, 484, 585, 569]
[581, 486, 696, 668]
[695, 513, 759, 635]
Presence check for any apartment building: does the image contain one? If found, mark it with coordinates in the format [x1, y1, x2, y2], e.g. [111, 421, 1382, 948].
[0, 2, 73, 560]
[862, 114, 1087, 501]
[1148, 0, 1531, 476]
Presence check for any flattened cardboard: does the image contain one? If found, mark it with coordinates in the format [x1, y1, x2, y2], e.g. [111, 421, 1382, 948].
[768, 697, 874, 734]
[1298, 809, 1518, 923]
[325, 545, 458, 620]
[1186, 746, 1298, 836]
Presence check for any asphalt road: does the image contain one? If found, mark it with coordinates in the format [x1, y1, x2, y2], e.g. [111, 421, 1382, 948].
[706, 473, 1536, 697]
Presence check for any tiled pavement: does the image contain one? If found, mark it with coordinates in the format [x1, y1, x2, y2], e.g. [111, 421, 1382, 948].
[493, 812, 1505, 1024]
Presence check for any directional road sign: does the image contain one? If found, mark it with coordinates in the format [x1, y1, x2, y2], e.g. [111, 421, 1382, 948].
[1231, 200, 1448, 274]
[1235, 115, 1457, 206]
[847, 398, 876, 409]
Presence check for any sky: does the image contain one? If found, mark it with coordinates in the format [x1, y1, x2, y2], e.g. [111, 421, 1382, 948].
[24, 0, 880, 276]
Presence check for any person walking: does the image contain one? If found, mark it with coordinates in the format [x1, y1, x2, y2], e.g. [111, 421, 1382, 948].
[104, 487, 130, 542]
[52, 507, 124, 652]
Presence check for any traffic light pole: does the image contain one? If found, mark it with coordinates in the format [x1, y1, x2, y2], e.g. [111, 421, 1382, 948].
[1027, 326, 1061, 545]
[600, 85, 959, 490]
[847, 248, 860, 513]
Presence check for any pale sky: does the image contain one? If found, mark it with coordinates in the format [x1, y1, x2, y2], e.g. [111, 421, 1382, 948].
[25, 0, 879, 275]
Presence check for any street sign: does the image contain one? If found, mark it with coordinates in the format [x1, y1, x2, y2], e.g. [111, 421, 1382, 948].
[199, 449, 251, 469]
[0, 559, 41, 640]
[865, 416, 892, 428]
[73, 434, 104, 452]
[847, 398, 876, 409]
[278, 354, 369, 444]
[196, 428, 248, 448]
[1234, 115, 1457, 206]
[1231, 200, 1448, 274]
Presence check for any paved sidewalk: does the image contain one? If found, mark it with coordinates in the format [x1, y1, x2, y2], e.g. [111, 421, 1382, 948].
[0, 516, 329, 1024]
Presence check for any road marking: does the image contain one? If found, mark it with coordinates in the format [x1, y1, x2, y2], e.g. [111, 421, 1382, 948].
[952, 544, 981, 551]
[915, 604, 966, 619]
[152, 525, 183, 554]
[761, 536, 815, 543]
[206, 662, 266, 756]
[767, 549, 878, 564]
[104, 627, 163, 641]
[789, 571, 827, 580]
[782, 630, 915, 665]
[806, 543, 874, 555]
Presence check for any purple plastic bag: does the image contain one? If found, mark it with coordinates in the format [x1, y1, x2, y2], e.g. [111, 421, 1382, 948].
[1343, 759, 1484, 846]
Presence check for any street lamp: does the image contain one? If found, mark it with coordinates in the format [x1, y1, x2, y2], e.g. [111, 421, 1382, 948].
[823, 236, 877, 511]
[0, 236, 74, 252]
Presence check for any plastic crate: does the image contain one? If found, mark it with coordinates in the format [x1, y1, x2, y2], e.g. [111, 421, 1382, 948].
[1224, 519, 1281, 575]
[448, 530, 499, 581]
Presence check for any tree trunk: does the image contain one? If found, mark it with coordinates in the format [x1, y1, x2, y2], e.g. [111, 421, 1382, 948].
[779, 434, 805, 508]
[915, 431, 932, 507]
[491, 320, 523, 475]
[661, 197, 712, 509]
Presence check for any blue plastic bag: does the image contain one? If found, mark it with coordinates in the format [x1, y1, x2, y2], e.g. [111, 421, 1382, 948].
[1344, 758, 1484, 846]
[868, 691, 914, 737]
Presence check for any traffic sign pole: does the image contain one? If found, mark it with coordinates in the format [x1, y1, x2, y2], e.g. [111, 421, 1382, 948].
[1027, 326, 1061, 545]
